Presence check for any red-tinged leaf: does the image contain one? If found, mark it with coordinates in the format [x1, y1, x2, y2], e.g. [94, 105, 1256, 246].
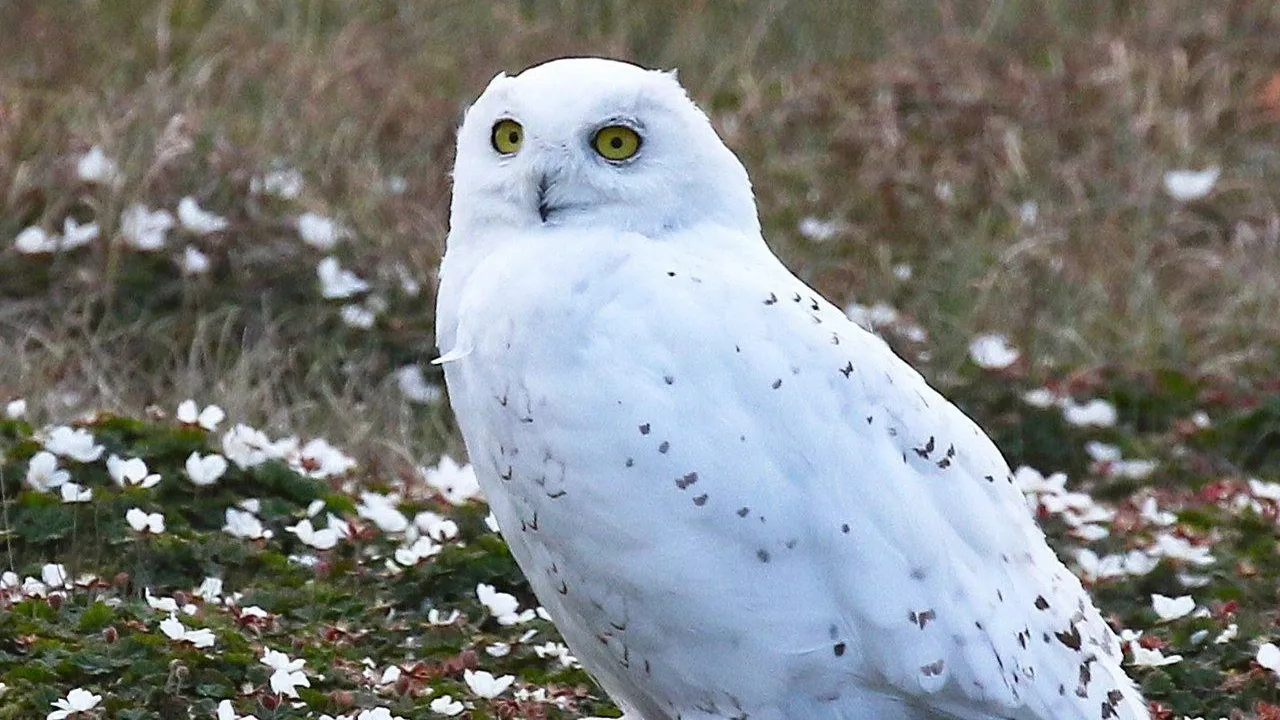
[1255, 701, 1280, 720]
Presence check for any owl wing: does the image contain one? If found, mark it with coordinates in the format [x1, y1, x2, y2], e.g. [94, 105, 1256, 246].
[440, 226, 1146, 720]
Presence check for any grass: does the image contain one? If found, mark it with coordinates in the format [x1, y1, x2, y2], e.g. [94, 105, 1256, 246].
[1, 0, 1280, 717]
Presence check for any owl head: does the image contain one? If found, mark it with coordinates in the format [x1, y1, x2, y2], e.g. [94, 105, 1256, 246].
[449, 57, 759, 239]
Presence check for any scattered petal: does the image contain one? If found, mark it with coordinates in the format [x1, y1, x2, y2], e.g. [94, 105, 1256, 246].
[121, 203, 175, 251]
[463, 669, 514, 699]
[26, 451, 70, 492]
[318, 256, 369, 299]
[177, 196, 229, 234]
[179, 245, 211, 274]
[394, 365, 442, 404]
[126, 507, 166, 534]
[1062, 398, 1118, 427]
[429, 695, 465, 716]
[1152, 594, 1195, 621]
[77, 146, 121, 184]
[108, 454, 161, 488]
[223, 507, 270, 540]
[261, 649, 309, 697]
[968, 333, 1020, 370]
[797, 216, 840, 242]
[61, 218, 100, 249]
[5, 398, 26, 418]
[356, 492, 409, 533]
[42, 426, 104, 462]
[1163, 167, 1220, 202]
[251, 165, 303, 199]
[186, 452, 229, 486]
[423, 457, 481, 505]
[48, 687, 102, 719]
[297, 211, 346, 250]
[1258, 643, 1280, 675]
[41, 563, 70, 589]
[59, 482, 92, 503]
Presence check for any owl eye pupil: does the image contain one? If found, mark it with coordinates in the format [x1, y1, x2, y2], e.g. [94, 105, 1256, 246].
[609, 136, 624, 149]
[508, 131, 520, 144]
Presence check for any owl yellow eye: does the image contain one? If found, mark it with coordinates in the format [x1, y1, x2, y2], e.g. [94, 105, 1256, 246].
[593, 125, 641, 161]
[491, 119, 523, 155]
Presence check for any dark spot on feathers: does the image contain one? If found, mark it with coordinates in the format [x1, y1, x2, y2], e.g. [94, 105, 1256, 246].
[692, 493, 708, 506]
[764, 293, 777, 305]
[500, 466, 513, 480]
[909, 609, 936, 629]
[840, 361, 854, 378]
[658, 441, 670, 454]
[771, 378, 782, 389]
[1101, 689, 1123, 719]
[792, 292, 802, 303]
[1035, 595, 1050, 610]
[914, 435, 936, 458]
[833, 642, 846, 657]
[831, 333, 841, 345]
[756, 549, 770, 563]
[841, 523, 850, 533]
[1056, 625, 1083, 651]
[667, 271, 676, 277]
[809, 297, 820, 311]
[1101, 689, 1124, 719]
[676, 472, 699, 489]
[920, 660, 945, 677]
[1075, 660, 1093, 698]
[785, 538, 798, 549]
[664, 374, 675, 385]
[984, 474, 995, 482]
[737, 506, 750, 517]
[625, 458, 634, 467]
[936, 457, 951, 469]
[639, 423, 650, 435]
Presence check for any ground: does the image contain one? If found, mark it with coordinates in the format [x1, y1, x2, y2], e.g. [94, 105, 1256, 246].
[1, 1, 1279, 718]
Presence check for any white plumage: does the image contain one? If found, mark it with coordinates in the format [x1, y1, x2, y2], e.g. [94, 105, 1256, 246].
[437, 57, 1148, 720]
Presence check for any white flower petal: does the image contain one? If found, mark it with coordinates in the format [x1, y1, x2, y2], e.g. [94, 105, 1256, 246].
[1163, 167, 1220, 202]
[1151, 594, 1195, 621]
[177, 196, 229, 234]
[968, 333, 1020, 370]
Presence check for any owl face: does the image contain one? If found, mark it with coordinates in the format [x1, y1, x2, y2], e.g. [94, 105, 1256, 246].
[449, 58, 759, 239]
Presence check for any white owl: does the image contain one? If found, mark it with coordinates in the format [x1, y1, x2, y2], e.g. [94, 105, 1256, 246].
[436, 58, 1148, 720]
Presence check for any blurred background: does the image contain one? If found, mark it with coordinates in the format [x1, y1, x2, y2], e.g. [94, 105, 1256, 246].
[2, 0, 1278, 473]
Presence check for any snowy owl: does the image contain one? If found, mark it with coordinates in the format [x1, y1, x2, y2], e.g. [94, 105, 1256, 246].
[436, 58, 1148, 720]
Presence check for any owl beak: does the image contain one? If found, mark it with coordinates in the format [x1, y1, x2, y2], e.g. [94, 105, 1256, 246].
[536, 173, 552, 223]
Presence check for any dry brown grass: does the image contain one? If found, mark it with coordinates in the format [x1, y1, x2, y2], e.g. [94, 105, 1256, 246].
[1, 0, 1278, 468]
